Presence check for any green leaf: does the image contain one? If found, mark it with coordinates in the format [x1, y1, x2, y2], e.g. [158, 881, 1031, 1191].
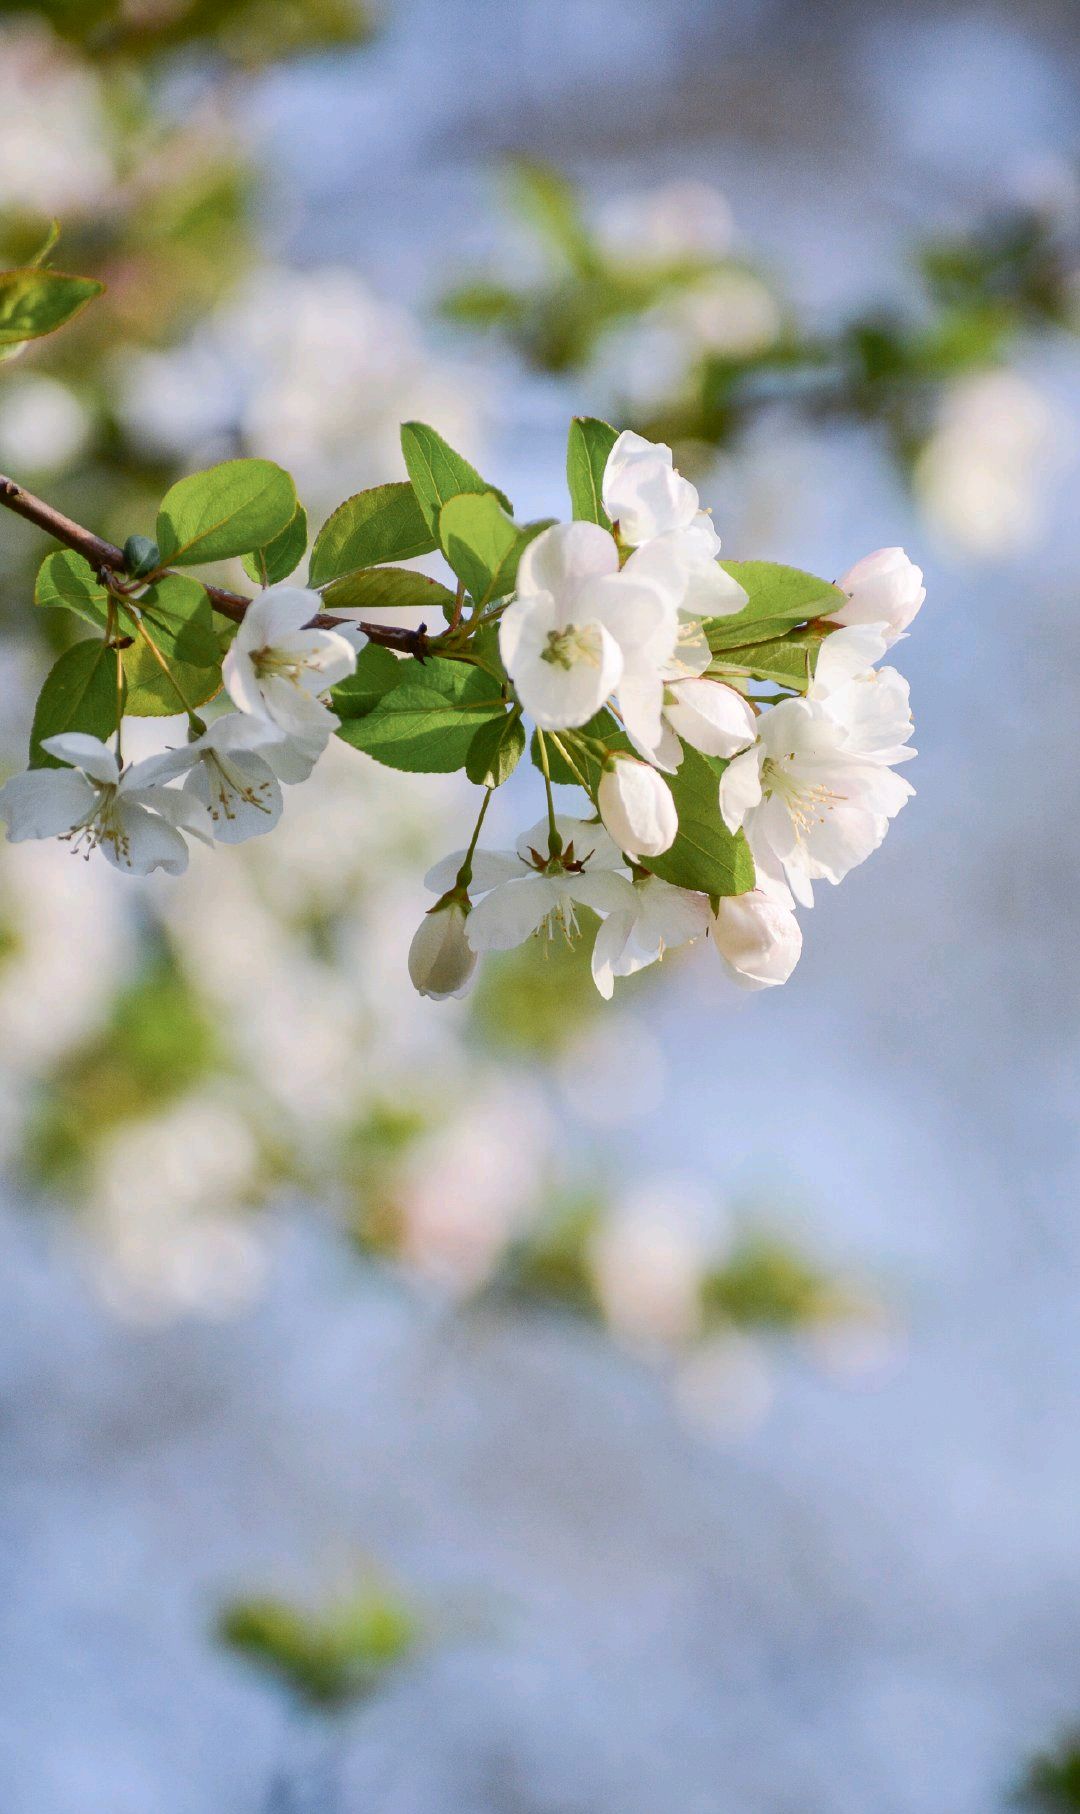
[121, 577, 221, 716]
[400, 422, 512, 534]
[241, 503, 308, 586]
[156, 459, 297, 567]
[336, 655, 505, 773]
[308, 484, 436, 587]
[438, 492, 552, 604]
[506, 159, 595, 271]
[321, 566, 456, 617]
[330, 645, 405, 720]
[34, 551, 116, 634]
[711, 626, 828, 692]
[138, 574, 220, 668]
[566, 417, 618, 527]
[29, 639, 122, 769]
[0, 268, 103, 347]
[466, 711, 525, 787]
[706, 562, 844, 650]
[646, 746, 756, 897]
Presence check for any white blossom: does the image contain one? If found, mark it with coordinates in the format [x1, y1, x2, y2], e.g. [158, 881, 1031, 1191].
[653, 675, 758, 770]
[831, 547, 925, 645]
[602, 430, 748, 618]
[711, 877, 803, 990]
[0, 734, 209, 875]
[408, 898, 477, 1001]
[222, 585, 358, 753]
[719, 693, 914, 908]
[138, 714, 324, 845]
[498, 521, 678, 737]
[426, 815, 634, 954]
[808, 625, 916, 769]
[597, 756, 678, 858]
[591, 874, 709, 999]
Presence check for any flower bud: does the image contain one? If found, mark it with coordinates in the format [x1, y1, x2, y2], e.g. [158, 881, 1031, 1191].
[832, 547, 925, 644]
[711, 892, 802, 989]
[598, 755, 677, 858]
[664, 677, 756, 758]
[123, 533, 160, 579]
[408, 897, 477, 1001]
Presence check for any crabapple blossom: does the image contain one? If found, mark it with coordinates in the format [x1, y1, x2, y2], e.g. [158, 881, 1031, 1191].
[718, 693, 914, 908]
[602, 430, 748, 617]
[0, 734, 209, 875]
[498, 521, 678, 735]
[408, 897, 477, 1000]
[831, 547, 925, 644]
[597, 756, 678, 858]
[222, 584, 359, 754]
[425, 815, 635, 956]
[711, 884, 803, 990]
[653, 675, 758, 770]
[139, 713, 325, 844]
[591, 875, 710, 999]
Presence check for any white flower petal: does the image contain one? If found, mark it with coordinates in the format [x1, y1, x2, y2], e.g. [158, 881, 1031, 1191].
[718, 747, 763, 832]
[516, 521, 618, 602]
[0, 768, 96, 841]
[465, 876, 557, 951]
[41, 733, 119, 785]
[106, 802, 191, 875]
[665, 677, 757, 758]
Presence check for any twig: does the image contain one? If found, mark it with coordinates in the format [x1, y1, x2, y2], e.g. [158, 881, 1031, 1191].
[0, 474, 429, 659]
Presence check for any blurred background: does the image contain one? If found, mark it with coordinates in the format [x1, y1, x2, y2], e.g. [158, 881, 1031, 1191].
[0, 1, 1078, 1809]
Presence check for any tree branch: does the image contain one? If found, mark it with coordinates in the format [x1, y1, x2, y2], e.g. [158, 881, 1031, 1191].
[0, 474, 429, 658]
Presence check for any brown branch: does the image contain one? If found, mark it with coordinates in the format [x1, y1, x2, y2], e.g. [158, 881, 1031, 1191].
[0, 474, 430, 658]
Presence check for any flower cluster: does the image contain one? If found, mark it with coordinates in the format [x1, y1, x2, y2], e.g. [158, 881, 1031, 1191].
[413, 431, 921, 1001]
[0, 419, 920, 1007]
[0, 588, 359, 874]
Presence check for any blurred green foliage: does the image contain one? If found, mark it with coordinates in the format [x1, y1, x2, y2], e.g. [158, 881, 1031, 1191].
[0, 0, 371, 64]
[22, 945, 222, 1189]
[1020, 1738, 1080, 1809]
[442, 158, 1078, 481]
[219, 1581, 420, 1709]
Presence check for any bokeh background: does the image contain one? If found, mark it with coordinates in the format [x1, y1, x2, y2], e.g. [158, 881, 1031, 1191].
[1, 2, 1079, 1809]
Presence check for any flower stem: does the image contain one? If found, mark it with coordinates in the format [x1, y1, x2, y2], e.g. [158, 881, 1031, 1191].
[548, 732, 594, 801]
[535, 729, 562, 857]
[455, 785, 493, 890]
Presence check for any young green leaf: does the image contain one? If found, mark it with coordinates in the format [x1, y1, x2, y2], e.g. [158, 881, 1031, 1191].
[308, 484, 436, 587]
[29, 639, 122, 769]
[241, 503, 308, 586]
[321, 566, 456, 617]
[336, 656, 505, 772]
[400, 422, 512, 533]
[438, 491, 552, 604]
[711, 625, 828, 691]
[645, 746, 756, 897]
[706, 562, 844, 650]
[566, 417, 618, 527]
[0, 268, 103, 347]
[138, 575, 220, 668]
[34, 551, 117, 635]
[156, 459, 297, 567]
[466, 711, 525, 788]
[121, 577, 222, 716]
[330, 644, 405, 720]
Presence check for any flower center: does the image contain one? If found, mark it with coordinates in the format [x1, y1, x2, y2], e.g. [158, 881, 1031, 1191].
[761, 756, 846, 839]
[540, 624, 600, 671]
[252, 646, 309, 687]
[62, 783, 133, 865]
[206, 753, 276, 823]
